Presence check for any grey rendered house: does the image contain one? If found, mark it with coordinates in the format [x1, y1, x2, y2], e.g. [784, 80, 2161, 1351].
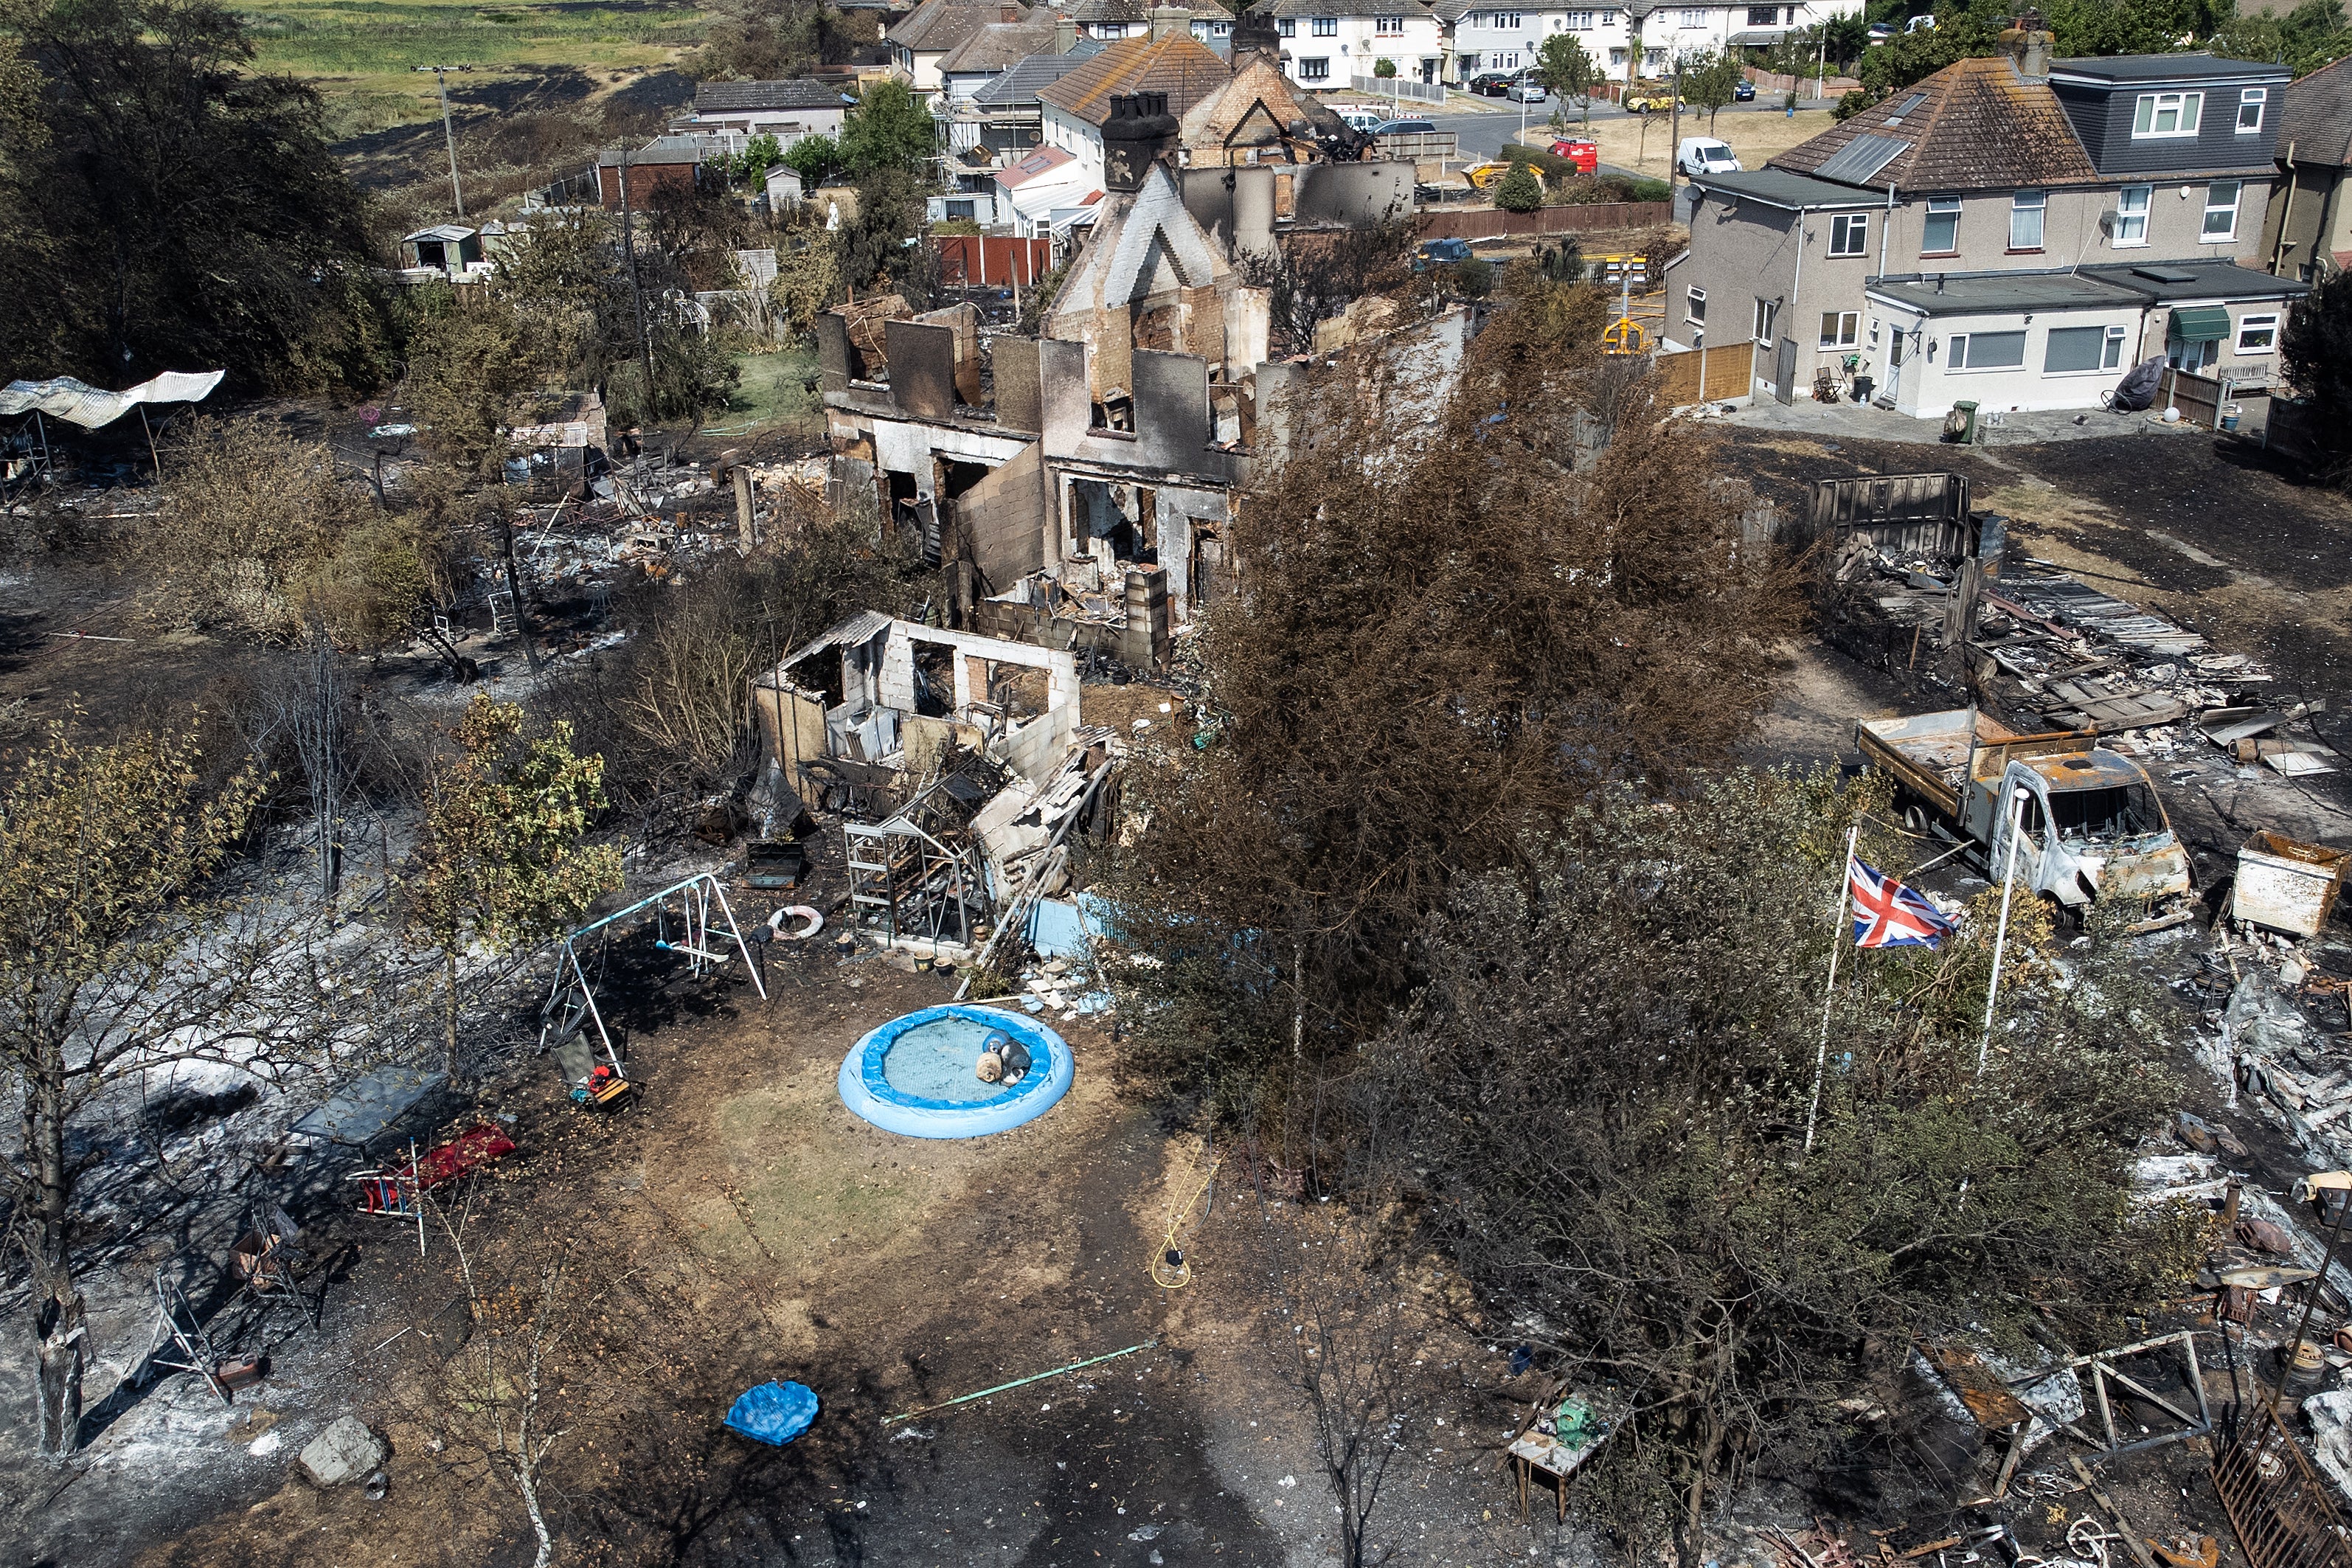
[2259, 52, 2352, 280]
[1667, 27, 2306, 418]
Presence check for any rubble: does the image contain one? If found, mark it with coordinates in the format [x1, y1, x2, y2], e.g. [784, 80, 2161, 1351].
[298, 1415, 389, 1488]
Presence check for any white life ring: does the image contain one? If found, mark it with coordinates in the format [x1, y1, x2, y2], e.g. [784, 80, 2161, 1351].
[769, 906, 824, 941]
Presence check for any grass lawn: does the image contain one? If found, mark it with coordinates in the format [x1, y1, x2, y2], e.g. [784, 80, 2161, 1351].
[711, 347, 823, 438]
[236, 0, 710, 134]
[1542, 106, 1839, 175]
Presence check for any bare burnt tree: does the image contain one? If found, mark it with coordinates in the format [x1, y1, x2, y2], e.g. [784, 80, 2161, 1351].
[1234, 214, 1417, 355]
[1249, 1192, 1418, 1568]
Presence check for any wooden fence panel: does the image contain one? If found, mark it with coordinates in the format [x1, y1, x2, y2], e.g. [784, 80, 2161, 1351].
[1654, 342, 1757, 406]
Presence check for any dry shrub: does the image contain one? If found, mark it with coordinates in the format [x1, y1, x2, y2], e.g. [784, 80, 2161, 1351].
[145, 417, 368, 639]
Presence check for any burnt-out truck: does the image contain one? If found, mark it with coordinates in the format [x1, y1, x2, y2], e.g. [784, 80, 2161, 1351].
[1857, 709, 2191, 922]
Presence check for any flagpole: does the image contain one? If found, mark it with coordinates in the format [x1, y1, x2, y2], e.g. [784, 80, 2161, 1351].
[1805, 823, 1860, 1156]
[1977, 787, 2028, 1078]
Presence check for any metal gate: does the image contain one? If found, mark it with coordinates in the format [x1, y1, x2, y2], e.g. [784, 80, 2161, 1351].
[2213, 1401, 2351, 1568]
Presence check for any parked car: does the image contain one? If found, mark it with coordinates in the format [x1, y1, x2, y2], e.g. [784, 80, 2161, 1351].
[1675, 136, 1741, 176]
[1467, 71, 1514, 96]
[1371, 117, 1437, 136]
[1622, 83, 1682, 114]
[1506, 78, 1548, 103]
[1413, 237, 1475, 270]
[1340, 109, 1386, 132]
[1733, 77, 1757, 100]
[1547, 136, 1600, 173]
[1867, 21, 1895, 41]
[1905, 13, 1937, 30]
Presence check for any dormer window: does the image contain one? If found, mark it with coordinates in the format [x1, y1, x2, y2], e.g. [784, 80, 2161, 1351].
[2237, 87, 2266, 132]
[2131, 91, 2202, 138]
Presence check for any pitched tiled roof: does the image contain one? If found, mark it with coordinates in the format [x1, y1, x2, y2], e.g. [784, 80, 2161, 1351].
[1035, 32, 1232, 125]
[940, 19, 1060, 72]
[1769, 55, 2097, 192]
[973, 43, 1107, 105]
[694, 79, 850, 112]
[1256, 0, 1437, 16]
[2281, 55, 2352, 169]
[890, 0, 1035, 54]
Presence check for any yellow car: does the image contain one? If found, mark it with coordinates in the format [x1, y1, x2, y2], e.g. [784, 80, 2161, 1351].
[1623, 86, 1683, 114]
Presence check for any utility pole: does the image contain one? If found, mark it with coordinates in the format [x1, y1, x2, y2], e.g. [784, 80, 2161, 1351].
[412, 64, 473, 218]
[1666, 49, 1684, 190]
[617, 154, 658, 424]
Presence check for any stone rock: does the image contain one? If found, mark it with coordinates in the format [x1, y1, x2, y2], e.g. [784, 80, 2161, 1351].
[299, 1416, 388, 1488]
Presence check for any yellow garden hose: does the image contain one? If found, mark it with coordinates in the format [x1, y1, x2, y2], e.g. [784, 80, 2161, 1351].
[1150, 1151, 1222, 1289]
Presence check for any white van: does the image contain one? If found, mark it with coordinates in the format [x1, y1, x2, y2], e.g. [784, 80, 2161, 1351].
[1675, 137, 1741, 176]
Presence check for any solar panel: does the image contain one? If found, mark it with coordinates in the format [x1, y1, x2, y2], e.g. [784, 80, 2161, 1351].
[1884, 91, 1929, 122]
[1814, 133, 1910, 186]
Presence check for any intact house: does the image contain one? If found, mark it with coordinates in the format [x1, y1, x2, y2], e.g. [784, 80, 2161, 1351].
[952, 35, 1106, 167]
[1038, 30, 1233, 189]
[990, 143, 1105, 235]
[2259, 52, 2352, 280]
[811, 95, 1468, 663]
[1668, 29, 2305, 418]
[1438, 0, 1858, 88]
[667, 79, 853, 159]
[890, 0, 1039, 94]
[1255, 0, 1448, 88]
[940, 18, 1073, 157]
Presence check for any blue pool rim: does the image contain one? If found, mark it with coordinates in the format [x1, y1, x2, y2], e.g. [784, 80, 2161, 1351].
[836, 1005, 1074, 1139]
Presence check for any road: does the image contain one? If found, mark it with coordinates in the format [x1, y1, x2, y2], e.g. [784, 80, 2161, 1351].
[1399, 94, 1818, 162]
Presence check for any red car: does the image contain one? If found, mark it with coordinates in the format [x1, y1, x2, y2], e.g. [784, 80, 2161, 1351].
[1548, 137, 1599, 173]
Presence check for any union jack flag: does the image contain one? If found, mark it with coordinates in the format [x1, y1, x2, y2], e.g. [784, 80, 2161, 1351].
[1848, 858, 1956, 949]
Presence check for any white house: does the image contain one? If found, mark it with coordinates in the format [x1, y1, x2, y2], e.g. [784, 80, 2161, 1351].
[1257, 0, 1448, 89]
[670, 79, 854, 156]
[1440, 0, 1857, 86]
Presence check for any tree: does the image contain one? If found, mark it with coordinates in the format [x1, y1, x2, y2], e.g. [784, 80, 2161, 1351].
[838, 78, 937, 178]
[0, 719, 347, 1454]
[2285, 266, 2352, 485]
[1535, 32, 1600, 125]
[780, 131, 843, 191]
[1493, 160, 1546, 211]
[1682, 47, 1744, 132]
[404, 304, 541, 482]
[1101, 266, 1795, 1122]
[0, 0, 386, 390]
[1378, 771, 2183, 1565]
[402, 697, 622, 1080]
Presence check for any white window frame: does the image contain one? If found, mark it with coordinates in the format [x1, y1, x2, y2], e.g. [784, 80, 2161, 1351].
[1569, 9, 1595, 26]
[2202, 179, 2241, 243]
[2041, 324, 2112, 375]
[1601, 8, 1617, 21]
[1687, 284, 1707, 323]
[2010, 189, 2046, 251]
[2112, 183, 2150, 246]
[1300, 55, 1331, 77]
[1819, 310, 1859, 349]
[2131, 91, 2203, 138]
[1752, 296, 1777, 344]
[2237, 87, 2266, 133]
[1375, 14, 1405, 33]
[1921, 195, 1960, 255]
[1828, 212, 1868, 257]
[1679, 7, 1705, 24]
[1947, 330, 2026, 371]
[2104, 323, 2127, 368]
[2235, 312, 2278, 354]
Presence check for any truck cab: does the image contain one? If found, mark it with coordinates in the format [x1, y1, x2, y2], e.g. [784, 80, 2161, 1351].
[1985, 751, 2190, 912]
[1857, 710, 2192, 920]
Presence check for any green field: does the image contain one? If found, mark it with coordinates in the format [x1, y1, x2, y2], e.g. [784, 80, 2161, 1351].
[713, 347, 824, 437]
[236, 0, 711, 136]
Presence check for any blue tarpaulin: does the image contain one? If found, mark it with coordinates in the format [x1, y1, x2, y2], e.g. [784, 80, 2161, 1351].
[726, 1381, 818, 1446]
